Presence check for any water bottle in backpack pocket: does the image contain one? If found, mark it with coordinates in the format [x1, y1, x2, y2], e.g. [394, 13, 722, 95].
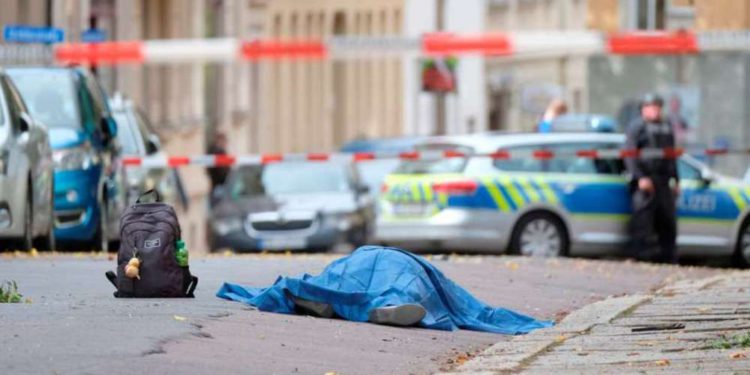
[105, 190, 198, 298]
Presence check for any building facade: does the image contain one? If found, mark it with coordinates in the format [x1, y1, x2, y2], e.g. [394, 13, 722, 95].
[0, 0, 262, 251]
[258, 0, 405, 153]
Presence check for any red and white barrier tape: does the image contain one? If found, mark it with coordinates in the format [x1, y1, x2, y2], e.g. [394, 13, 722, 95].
[50, 30, 750, 65]
[120, 147, 745, 168]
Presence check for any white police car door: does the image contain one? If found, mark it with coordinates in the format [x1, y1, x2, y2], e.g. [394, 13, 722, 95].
[546, 142, 630, 251]
[676, 158, 736, 251]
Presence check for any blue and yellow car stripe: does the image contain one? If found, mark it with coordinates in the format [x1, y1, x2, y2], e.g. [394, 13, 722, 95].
[382, 172, 750, 226]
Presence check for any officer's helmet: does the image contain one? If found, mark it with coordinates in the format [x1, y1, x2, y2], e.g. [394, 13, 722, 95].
[641, 93, 664, 108]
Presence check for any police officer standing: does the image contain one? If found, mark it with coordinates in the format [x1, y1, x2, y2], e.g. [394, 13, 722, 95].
[625, 94, 680, 264]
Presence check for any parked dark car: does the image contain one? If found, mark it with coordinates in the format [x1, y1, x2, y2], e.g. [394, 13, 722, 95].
[209, 160, 373, 252]
[340, 136, 426, 198]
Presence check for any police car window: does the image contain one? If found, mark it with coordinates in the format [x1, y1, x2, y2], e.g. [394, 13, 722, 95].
[394, 144, 472, 174]
[549, 143, 624, 175]
[492, 146, 545, 172]
[677, 159, 701, 180]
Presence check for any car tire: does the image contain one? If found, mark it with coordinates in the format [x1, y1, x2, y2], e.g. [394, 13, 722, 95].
[20, 193, 33, 251]
[35, 222, 56, 252]
[35, 183, 56, 252]
[509, 212, 569, 257]
[734, 219, 750, 268]
[93, 201, 109, 252]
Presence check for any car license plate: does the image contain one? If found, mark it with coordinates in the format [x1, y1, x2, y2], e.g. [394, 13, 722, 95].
[392, 203, 434, 217]
[258, 237, 307, 250]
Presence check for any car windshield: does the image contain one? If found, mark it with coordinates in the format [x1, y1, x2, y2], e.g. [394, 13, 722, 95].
[7, 70, 81, 129]
[230, 162, 350, 198]
[113, 111, 143, 155]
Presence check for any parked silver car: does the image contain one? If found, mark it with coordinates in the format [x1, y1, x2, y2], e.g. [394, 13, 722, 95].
[0, 69, 55, 250]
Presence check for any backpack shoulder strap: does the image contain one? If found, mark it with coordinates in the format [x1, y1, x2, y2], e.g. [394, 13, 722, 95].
[185, 275, 198, 298]
[136, 189, 161, 203]
[105, 270, 117, 289]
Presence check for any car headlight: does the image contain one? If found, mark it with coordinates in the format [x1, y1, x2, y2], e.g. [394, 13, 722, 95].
[53, 143, 100, 171]
[213, 217, 243, 236]
[0, 150, 8, 175]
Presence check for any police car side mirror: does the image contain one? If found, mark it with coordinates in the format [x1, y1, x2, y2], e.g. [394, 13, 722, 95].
[700, 170, 714, 187]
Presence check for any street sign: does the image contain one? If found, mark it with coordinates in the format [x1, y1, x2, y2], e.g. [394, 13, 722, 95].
[81, 29, 106, 43]
[3, 25, 65, 44]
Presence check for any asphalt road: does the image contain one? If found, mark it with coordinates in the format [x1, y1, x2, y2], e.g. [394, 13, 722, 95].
[0, 252, 727, 375]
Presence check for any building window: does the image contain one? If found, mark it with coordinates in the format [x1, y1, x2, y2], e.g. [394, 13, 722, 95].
[626, 0, 666, 30]
[333, 11, 346, 35]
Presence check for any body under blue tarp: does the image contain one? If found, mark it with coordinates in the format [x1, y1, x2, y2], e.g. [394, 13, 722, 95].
[217, 246, 553, 334]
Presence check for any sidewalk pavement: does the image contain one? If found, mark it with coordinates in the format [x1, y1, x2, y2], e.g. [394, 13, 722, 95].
[442, 271, 750, 374]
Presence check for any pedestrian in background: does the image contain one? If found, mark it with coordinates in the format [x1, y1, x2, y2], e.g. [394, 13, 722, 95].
[625, 94, 680, 264]
[537, 99, 567, 133]
[207, 132, 230, 191]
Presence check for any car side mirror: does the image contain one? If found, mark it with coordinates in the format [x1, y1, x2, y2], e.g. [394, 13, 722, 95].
[19, 113, 32, 133]
[357, 184, 370, 195]
[146, 134, 161, 155]
[101, 117, 117, 144]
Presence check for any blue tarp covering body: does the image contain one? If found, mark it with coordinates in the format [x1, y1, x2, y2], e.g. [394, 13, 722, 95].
[217, 246, 553, 334]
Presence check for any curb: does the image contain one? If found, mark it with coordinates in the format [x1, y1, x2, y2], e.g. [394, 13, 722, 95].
[436, 294, 651, 375]
[439, 272, 748, 375]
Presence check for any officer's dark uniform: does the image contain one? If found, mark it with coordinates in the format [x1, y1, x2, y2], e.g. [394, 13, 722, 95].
[625, 98, 679, 264]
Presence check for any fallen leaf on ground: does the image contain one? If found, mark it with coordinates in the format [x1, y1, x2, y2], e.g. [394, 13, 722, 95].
[554, 335, 567, 343]
[173, 315, 187, 321]
[505, 261, 519, 271]
[654, 359, 670, 366]
[636, 341, 657, 347]
[453, 353, 471, 365]
[730, 351, 749, 359]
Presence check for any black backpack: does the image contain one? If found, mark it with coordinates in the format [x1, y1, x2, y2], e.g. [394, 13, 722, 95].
[106, 190, 197, 298]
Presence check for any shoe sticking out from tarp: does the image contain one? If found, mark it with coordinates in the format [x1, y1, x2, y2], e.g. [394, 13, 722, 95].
[289, 294, 335, 319]
[368, 304, 426, 327]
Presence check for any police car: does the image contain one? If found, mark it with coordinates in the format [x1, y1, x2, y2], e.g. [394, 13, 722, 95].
[375, 132, 750, 265]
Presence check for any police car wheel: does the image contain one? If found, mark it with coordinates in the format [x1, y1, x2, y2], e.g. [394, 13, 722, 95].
[735, 221, 750, 267]
[511, 213, 568, 257]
